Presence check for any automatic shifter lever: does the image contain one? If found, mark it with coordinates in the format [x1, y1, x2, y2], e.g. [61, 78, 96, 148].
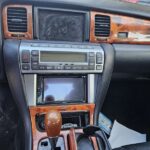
[44, 110, 62, 150]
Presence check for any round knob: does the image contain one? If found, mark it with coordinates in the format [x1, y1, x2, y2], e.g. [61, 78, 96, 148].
[44, 110, 62, 137]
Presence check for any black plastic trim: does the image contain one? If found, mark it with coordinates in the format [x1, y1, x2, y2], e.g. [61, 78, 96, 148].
[4, 0, 150, 20]
[113, 44, 150, 74]
[3, 39, 32, 150]
[0, 0, 6, 81]
[33, 7, 89, 42]
[94, 44, 115, 125]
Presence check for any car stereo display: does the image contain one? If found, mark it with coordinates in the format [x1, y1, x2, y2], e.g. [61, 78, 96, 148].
[37, 9, 86, 42]
[39, 77, 86, 104]
[40, 51, 87, 62]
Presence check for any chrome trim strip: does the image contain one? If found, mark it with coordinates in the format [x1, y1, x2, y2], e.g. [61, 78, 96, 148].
[88, 74, 95, 103]
[23, 74, 37, 106]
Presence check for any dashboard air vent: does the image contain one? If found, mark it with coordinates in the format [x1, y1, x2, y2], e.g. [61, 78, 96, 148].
[7, 7, 27, 32]
[95, 15, 110, 37]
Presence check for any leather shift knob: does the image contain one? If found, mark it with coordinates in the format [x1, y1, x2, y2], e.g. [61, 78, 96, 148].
[44, 110, 62, 137]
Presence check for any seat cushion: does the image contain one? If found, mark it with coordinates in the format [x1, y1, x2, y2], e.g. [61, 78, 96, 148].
[114, 142, 150, 150]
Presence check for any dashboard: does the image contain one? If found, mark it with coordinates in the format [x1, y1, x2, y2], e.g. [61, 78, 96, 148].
[2, 4, 150, 44]
[1, 2, 150, 77]
[1, 1, 150, 150]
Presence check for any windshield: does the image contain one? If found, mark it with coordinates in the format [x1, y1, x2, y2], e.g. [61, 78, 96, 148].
[121, 0, 150, 6]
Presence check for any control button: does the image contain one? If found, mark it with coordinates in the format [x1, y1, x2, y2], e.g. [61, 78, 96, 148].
[47, 66, 54, 70]
[89, 52, 95, 57]
[96, 52, 103, 64]
[31, 50, 39, 56]
[22, 64, 30, 70]
[64, 66, 71, 70]
[89, 63, 95, 66]
[22, 50, 30, 63]
[76, 66, 82, 70]
[89, 66, 95, 70]
[96, 65, 102, 70]
[39, 66, 46, 70]
[96, 57, 103, 64]
[89, 57, 95, 63]
[32, 62, 38, 65]
[56, 66, 64, 70]
[57, 66, 62, 70]
[118, 32, 128, 38]
[72, 66, 78, 70]
[31, 57, 39, 62]
[83, 66, 88, 70]
[31, 65, 39, 70]
[96, 52, 102, 57]
[72, 66, 82, 70]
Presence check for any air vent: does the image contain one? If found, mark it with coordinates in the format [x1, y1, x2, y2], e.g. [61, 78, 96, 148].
[7, 7, 27, 32]
[95, 15, 110, 37]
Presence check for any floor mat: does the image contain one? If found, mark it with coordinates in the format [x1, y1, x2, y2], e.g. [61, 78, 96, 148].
[108, 120, 146, 149]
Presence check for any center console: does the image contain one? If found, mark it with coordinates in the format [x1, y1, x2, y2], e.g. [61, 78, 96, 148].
[4, 39, 114, 150]
[20, 41, 104, 107]
[18, 41, 107, 150]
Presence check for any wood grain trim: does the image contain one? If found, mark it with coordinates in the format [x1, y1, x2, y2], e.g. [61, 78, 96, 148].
[68, 128, 78, 150]
[3, 5, 33, 40]
[90, 11, 150, 44]
[68, 128, 99, 150]
[29, 104, 95, 150]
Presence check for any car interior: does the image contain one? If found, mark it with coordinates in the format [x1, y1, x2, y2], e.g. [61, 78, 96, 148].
[0, 0, 150, 150]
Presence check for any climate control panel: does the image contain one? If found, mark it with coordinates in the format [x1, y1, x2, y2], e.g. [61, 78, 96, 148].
[19, 41, 104, 74]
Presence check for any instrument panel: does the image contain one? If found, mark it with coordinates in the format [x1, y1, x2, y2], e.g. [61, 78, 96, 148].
[2, 4, 150, 44]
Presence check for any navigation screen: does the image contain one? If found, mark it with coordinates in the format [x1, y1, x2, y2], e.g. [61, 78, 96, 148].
[38, 9, 85, 42]
[43, 78, 86, 103]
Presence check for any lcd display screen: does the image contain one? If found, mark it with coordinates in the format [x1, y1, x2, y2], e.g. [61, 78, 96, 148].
[40, 52, 87, 62]
[38, 9, 85, 42]
[43, 78, 86, 103]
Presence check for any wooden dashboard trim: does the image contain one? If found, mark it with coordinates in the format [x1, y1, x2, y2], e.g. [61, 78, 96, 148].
[90, 11, 150, 44]
[3, 5, 33, 40]
[68, 128, 78, 150]
[29, 104, 95, 150]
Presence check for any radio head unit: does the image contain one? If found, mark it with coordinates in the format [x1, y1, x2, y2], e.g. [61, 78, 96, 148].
[20, 41, 104, 74]
[37, 75, 87, 105]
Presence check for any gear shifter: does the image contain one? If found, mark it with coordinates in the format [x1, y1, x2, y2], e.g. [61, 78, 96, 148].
[44, 110, 62, 150]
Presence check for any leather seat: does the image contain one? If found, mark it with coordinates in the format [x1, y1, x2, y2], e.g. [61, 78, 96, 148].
[114, 142, 150, 150]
